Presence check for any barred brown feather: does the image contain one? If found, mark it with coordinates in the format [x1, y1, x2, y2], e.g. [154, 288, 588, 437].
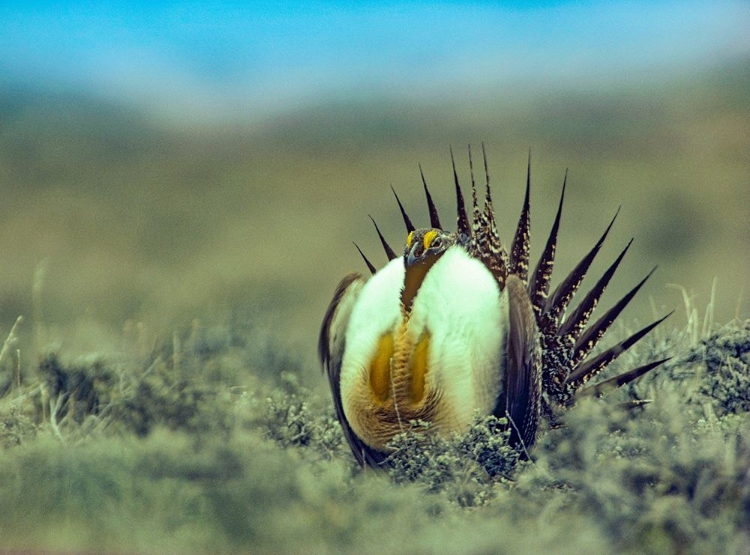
[509, 152, 532, 283]
[528, 172, 566, 317]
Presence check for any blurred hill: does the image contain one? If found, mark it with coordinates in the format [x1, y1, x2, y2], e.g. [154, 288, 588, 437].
[0, 62, 747, 365]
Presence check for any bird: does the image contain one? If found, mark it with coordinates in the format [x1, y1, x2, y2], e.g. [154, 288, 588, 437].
[319, 146, 671, 468]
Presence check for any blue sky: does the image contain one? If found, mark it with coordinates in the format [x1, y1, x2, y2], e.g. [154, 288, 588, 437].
[1, 1, 748, 121]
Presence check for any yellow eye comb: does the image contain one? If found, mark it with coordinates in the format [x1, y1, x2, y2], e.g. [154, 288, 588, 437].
[423, 230, 439, 250]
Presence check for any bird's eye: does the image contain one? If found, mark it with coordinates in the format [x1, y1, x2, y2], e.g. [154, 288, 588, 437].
[431, 237, 442, 249]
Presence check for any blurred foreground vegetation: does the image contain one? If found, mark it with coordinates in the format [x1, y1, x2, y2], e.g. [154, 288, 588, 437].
[0, 303, 748, 553]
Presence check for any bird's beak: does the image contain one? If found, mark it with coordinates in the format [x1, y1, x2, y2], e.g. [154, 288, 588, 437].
[406, 243, 421, 267]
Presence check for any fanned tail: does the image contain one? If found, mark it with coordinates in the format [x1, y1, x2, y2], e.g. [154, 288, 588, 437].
[480, 145, 508, 285]
[354, 151, 672, 460]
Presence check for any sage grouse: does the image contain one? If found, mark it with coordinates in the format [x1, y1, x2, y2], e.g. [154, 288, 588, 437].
[319, 147, 670, 467]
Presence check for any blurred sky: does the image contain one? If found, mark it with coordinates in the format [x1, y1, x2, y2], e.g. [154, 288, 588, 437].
[2, 1, 748, 122]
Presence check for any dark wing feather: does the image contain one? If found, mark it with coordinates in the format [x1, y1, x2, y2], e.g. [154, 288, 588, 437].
[498, 275, 541, 452]
[319, 273, 389, 467]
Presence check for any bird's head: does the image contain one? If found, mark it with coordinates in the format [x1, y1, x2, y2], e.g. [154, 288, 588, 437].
[401, 228, 457, 313]
[404, 228, 456, 267]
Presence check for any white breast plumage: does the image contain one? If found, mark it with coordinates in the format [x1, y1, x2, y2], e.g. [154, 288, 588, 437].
[407, 246, 507, 427]
[340, 246, 507, 445]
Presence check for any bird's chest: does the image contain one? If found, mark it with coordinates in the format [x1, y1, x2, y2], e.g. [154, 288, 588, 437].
[340, 249, 508, 445]
[368, 318, 432, 407]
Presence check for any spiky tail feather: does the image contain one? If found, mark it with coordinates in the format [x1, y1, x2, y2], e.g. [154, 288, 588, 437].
[369, 215, 396, 261]
[577, 357, 672, 402]
[450, 147, 472, 239]
[391, 186, 416, 233]
[528, 172, 566, 317]
[566, 312, 673, 387]
[419, 164, 443, 230]
[509, 151, 532, 283]
[353, 242, 376, 275]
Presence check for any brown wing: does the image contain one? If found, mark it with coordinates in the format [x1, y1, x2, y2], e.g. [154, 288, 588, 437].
[498, 274, 542, 453]
[318, 273, 390, 467]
